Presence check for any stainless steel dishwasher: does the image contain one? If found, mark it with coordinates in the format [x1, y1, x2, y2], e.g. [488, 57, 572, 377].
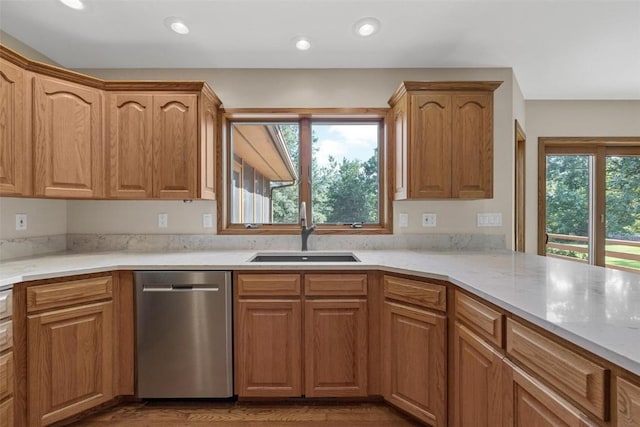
[135, 271, 233, 398]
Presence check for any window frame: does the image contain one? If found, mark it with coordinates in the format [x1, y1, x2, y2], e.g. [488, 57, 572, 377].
[538, 137, 640, 271]
[218, 108, 392, 235]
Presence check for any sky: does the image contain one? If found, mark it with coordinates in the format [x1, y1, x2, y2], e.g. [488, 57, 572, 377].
[312, 124, 378, 167]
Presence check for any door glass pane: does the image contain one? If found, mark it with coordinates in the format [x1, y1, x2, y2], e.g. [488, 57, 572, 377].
[545, 155, 592, 263]
[230, 123, 299, 224]
[311, 122, 379, 224]
[605, 155, 640, 273]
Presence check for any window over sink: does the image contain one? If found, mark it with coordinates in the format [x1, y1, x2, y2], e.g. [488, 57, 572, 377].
[220, 110, 391, 234]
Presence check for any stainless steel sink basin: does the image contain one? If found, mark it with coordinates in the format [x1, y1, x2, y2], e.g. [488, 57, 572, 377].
[249, 252, 360, 263]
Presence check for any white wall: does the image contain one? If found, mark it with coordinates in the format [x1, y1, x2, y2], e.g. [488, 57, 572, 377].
[0, 31, 59, 65]
[524, 100, 640, 254]
[73, 67, 515, 243]
[0, 198, 67, 239]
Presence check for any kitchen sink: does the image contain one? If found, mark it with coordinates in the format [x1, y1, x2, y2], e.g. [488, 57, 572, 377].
[249, 252, 360, 263]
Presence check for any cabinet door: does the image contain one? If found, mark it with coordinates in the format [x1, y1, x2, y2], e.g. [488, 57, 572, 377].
[451, 93, 493, 198]
[153, 94, 197, 199]
[235, 300, 301, 397]
[393, 97, 408, 200]
[33, 76, 103, 198]
[409, 93, 452, 198]
[199, 94, 217, 200]
[28, 301, 113, 427]
[452, 322, 503, 427]
[383, 301, 446, 426]
[108, 94, 153, 198]
[617, 378, 640, 427]
[0, 59, 29, 196]
[305, 299, 367, 397]
[503, 359, 599, 427]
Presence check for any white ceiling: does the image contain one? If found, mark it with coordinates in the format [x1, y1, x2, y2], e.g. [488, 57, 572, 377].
[1, 0, 639, 100]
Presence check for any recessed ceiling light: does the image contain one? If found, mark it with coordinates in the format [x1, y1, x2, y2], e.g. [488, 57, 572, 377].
[294, 37, 311, 51]
[354, 17, 381, 37]
[164, 17, 190, 35]
[58, 0, 85, 10]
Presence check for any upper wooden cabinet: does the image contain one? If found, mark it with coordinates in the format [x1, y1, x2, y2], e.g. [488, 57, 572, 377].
[0, 58, 30, 196]
[1, 43, 222, 200]
[33, 75, 104, 198]
[109, 90, 218, 199]
[389, 81, 502, 199]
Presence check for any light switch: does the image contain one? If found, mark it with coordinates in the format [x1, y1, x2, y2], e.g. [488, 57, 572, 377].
[477, 213, 502, 227]
[203, 213, 213, 228]
[399, 213, 409, 228]
[158, 213, 168, 228]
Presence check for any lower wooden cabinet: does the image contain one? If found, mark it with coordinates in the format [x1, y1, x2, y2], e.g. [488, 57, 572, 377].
[235, 299, 302, 397]
[452, 322, 504, 427]
[617, 377, 640, 426]
[383, 300, 446, 426]
[503, 359, 599, 427]
[0, 398, 13, 427]
[304, 299, 368, 397]
[27, 301, 114, 426]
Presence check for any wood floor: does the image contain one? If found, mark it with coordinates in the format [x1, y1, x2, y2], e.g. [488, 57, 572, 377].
[67, 401, 423, 426]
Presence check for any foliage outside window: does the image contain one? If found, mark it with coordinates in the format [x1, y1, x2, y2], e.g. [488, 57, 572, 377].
[222, 112, 390, 234]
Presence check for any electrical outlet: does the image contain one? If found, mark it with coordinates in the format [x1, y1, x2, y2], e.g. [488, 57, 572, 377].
[477, 213, 502, 227]
[16, 214, 27, 231]
[202, 213, 213, 228]
[422, 213, 437, 227]
[399, 213, 409, 228]
[158, 213, 168, 228]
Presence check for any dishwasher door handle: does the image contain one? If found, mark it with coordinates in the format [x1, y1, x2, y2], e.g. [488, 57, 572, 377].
[142, 284, 220, 292]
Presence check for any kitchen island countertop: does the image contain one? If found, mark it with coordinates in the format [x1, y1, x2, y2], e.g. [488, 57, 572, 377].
[1, 248, 639, 377]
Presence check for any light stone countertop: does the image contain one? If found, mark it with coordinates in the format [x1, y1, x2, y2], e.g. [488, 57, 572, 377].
[1, 249, 639, 378]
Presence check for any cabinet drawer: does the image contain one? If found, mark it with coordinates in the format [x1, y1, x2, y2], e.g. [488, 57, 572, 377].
[617, 377, 640, 426]
[304, 274, 367, 296]
[26, 275, 113, 313]
[0, 397, 13, 427]
[383, 275, 446, 311]
[455, 291, 503, 347]
[0, 321, 11, 354]
[0, 352, 13, 401]
[506, 319, 608, 420]
[0, 291, 11, 321]
[237, 274, 301, 297]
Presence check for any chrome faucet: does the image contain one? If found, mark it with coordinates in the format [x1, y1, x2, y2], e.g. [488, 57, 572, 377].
[299, 202, 315, 251]
[301, 218, 316, 251]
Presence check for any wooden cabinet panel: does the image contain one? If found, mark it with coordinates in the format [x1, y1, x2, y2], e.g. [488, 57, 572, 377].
[28, 301, 113, 426]
[452, 93, 493, 198]
[237, 274, 301, 297]
[235, 300, 302, 397]
[393, 96, 408, 200]
[199, 93, 217, 200]
[0, 58, 29, 196]
[108, 93, 153, 198]
[455, 290, 503, 347]
[0, 291, 12, 321]
[33, 75, 103, 198]
[506, 319, 608, 420]
[503, 359, 599, 427]
[617, 377, 640, 427]
[153, 94, 198, 199]
[452, 322, 503, 427]
[383, 301, 446, 426]
[26, 275, 113, 313]
[305, 299, 367, 397]
[304, 274, 368, 296]
[0, 321, 12, 354]
[0, 352, 13, 402]
[409, 93, 452, 199]
[383, 275, 446, 311]
[0, 398, 13, 427]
